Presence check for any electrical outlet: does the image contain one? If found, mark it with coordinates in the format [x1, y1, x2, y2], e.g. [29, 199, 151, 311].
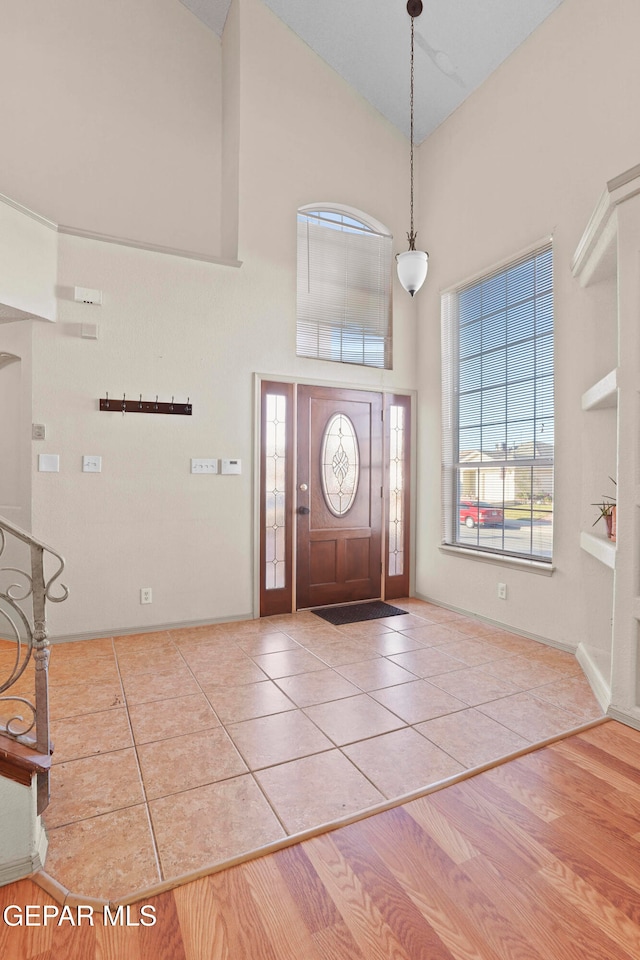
[497, 582, 507, 600]
[140, 587, 152, 604]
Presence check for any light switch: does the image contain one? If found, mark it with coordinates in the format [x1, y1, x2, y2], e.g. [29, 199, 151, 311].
[191, 458, 218, 474]
[221, 459, 241, 475]
[38, 454, 59, 472]
[83, 455, 102, 473]
[81, 322, 100, 340]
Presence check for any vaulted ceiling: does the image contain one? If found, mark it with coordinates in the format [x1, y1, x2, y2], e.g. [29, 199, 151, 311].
[178, 0, 565, 142]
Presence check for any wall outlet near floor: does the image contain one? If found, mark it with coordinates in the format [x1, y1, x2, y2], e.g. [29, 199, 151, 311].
[497, 582, 507, 600]
[140, 587, 153, 604]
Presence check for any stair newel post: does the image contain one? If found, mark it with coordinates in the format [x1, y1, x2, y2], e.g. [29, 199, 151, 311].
[30, 541, 51, 814]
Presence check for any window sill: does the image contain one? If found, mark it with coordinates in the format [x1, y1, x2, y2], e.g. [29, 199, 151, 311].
[439, 543, 555, 576]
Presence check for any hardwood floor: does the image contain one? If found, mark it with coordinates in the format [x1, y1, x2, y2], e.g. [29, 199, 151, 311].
[2, 719, 640, 960]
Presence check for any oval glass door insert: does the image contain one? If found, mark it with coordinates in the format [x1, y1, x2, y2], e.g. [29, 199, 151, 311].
[320, 413, 360, 516]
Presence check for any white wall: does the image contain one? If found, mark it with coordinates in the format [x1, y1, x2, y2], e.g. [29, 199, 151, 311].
[0, 201, 57, 322]
[0, 322, 33, 531]
[0, 0, 222, 256]
[23, 0, 418, 639]
[0, 776, 47, 885]
[414, 0, 640, 647]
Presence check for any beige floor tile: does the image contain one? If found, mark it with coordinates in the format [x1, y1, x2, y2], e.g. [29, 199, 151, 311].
[274, 669, 361, 707]
[332, 621, 393, 639]
[113, 631, 173, 652]
[428, 666, 522, 706]
[304, 694, 405, 746]
[531, 676, 604, 720]
[227, 709, 333, 769]
[436, 637, 514, 667]
[389, 647, 465, 678]
[128, 692, 220, 744]
[49, 637, 115, 661]
[188, 656, 268, 686]
[121, 665, 201, 705]
[524, 645, 581, 670]
[344, 727, 464, 798]
[49, 678, 125, 720]
[480, 631, 541, 655]
[482, 655, 577, 689]
[235, 632, 302, 656]
[150, 775, 285, 877]
[389, 598, 437, 615]
[178, 640, 247, 668]
[169, 624, 227, 644]
[50, 708, 132, 764]
[256, 751, 384, 833]
[116, 645, 187, 679]
[397, 623, 467, 646]
[378, 613, 433, 631]
[416, 709, 529, 768]
[45, 804, 160, 901]
[370, 679, 467, 724]
[446, 619, 495, 638]
[336, 657, 417, 691]
[354, 631, 424, 656]
[477, 693, 586, 742]
[48, 654, 121, 686]
[253, 648, 327, 679]
[137, 727, 247, 800]
[278, 624, 342, 644]
[201, 679, 295, 723]
[304, 639, 380, 666]
[45, 748, 144, 828]
[219, 618, 294, 637]
[407, 606, 465, 624]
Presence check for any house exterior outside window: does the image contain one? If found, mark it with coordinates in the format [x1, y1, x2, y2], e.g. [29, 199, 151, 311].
[441, 242, 554, 562]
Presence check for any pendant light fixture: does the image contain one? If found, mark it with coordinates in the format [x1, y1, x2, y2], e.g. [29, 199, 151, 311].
[396, 0, 429, 297]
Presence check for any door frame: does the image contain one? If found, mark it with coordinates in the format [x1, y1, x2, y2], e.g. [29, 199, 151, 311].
[253, 373, 416, 618]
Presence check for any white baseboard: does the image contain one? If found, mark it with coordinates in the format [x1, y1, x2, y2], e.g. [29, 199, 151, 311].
[47, 613, 254, 644]
[0, 828, 48, 887]
[576, 642, 611, 712]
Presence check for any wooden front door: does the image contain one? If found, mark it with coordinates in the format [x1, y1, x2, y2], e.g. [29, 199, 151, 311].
[296, 385, 383, 609]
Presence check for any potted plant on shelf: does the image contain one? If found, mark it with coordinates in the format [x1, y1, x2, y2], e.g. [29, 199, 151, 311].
[592, 478, 617, 541]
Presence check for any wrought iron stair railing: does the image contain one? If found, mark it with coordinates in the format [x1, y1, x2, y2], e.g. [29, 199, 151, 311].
[0, 515, 68, 813]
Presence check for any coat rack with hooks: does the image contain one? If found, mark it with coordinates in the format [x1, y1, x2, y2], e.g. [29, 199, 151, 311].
[99, 393, 192, 415]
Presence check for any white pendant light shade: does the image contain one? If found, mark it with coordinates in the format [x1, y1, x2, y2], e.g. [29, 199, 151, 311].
[396, 249, 429, 297]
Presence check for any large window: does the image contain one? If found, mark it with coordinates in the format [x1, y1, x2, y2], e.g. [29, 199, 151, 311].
[297, 205, 393, 369]
[442, 243, 554, 562]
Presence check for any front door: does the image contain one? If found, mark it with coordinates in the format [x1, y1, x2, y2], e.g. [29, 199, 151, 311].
[296, 385, 383, 609]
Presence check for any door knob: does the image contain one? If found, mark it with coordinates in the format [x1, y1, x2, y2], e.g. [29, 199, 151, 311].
[299, 483, 308, 491]
[298, 506, 310, 515]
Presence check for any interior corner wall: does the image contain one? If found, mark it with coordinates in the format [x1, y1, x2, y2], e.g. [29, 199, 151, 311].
[221, 0, 241, 261]
[414, 0, 640, 647]
[0, 321, 33, 532]
[0, 0, 222, 256]
[21, 0, 419, 639]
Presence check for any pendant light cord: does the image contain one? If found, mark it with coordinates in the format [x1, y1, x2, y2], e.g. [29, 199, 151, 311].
[408, 14, 416, 250]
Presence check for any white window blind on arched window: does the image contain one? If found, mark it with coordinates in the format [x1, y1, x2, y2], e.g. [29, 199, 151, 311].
[297, 208, 393, 369]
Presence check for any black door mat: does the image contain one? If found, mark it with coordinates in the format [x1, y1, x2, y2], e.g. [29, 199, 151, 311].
[311, 600, 407, 625]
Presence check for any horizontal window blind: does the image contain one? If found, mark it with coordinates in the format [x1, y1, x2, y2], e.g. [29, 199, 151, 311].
[442, 243, 554, 562]
[297, 209, 393, 369]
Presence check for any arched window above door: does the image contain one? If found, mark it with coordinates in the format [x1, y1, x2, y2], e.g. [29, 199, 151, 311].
[296, 205, 393, 370]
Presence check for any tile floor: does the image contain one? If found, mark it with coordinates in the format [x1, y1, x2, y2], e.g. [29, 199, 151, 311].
[1, 599, 604, 901]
